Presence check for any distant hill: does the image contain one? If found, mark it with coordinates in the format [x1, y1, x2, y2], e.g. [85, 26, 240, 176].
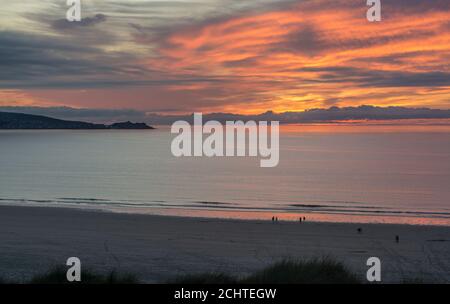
[2, 105, 450, 125]
[0, 112, 154, 130]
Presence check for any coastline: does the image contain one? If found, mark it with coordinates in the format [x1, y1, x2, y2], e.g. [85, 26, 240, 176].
[1, 205, 449, 283]
[1, 198, 450, 227]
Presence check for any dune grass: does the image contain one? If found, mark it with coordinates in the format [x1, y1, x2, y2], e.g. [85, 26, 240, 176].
[169, 258, 361, 284]
[0, 258, 361, 284]
[241, 258, 361, 284]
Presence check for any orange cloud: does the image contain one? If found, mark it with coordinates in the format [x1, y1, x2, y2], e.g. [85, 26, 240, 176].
[146, 0, 450, 114]
[0, 90, 53, 107]
[3, 0, 449, 114]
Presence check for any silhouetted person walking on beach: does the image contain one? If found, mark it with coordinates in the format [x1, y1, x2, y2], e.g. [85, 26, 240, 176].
[272, 216, 275, 223]
[357, 228, 362, 234]
[396, 235, 400, 243]
[303, 216, 306, 221]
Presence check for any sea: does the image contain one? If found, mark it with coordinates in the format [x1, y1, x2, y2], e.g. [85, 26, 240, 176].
[1, 123, 449, 226]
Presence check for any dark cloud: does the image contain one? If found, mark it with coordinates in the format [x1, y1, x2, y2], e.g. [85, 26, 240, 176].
[292, 66, 450, 88]
[0, 29, 230, 90]
[150, 106, 450, 125]
[365, 72, 450, 88]
[276, 26, 436, 58]
[0, 31, 101, 81]
[281, 24, 323, 56]
[382, 0, 450, 16]
[0, 31, 156, 89]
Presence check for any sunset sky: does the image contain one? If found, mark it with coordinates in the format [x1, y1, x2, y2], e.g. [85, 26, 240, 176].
[1, 0, 449, 114]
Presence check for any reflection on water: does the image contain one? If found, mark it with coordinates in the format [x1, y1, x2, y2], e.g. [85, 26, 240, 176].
[0, 122, 449, 226]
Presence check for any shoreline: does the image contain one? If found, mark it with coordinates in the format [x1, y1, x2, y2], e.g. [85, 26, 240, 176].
[1, 205, 450, 283]
[2, 201, 449, 228]
[0, 200, 449, 227]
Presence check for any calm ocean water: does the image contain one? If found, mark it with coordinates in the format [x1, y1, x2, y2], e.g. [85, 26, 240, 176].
[1, 124, 450, 225]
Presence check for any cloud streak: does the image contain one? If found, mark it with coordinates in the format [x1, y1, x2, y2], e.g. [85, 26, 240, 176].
[0, 0, 449, 113]
[52, 13, 107, 30]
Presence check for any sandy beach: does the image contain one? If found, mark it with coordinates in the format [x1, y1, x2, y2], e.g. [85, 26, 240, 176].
[1, 205, 449, 283]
